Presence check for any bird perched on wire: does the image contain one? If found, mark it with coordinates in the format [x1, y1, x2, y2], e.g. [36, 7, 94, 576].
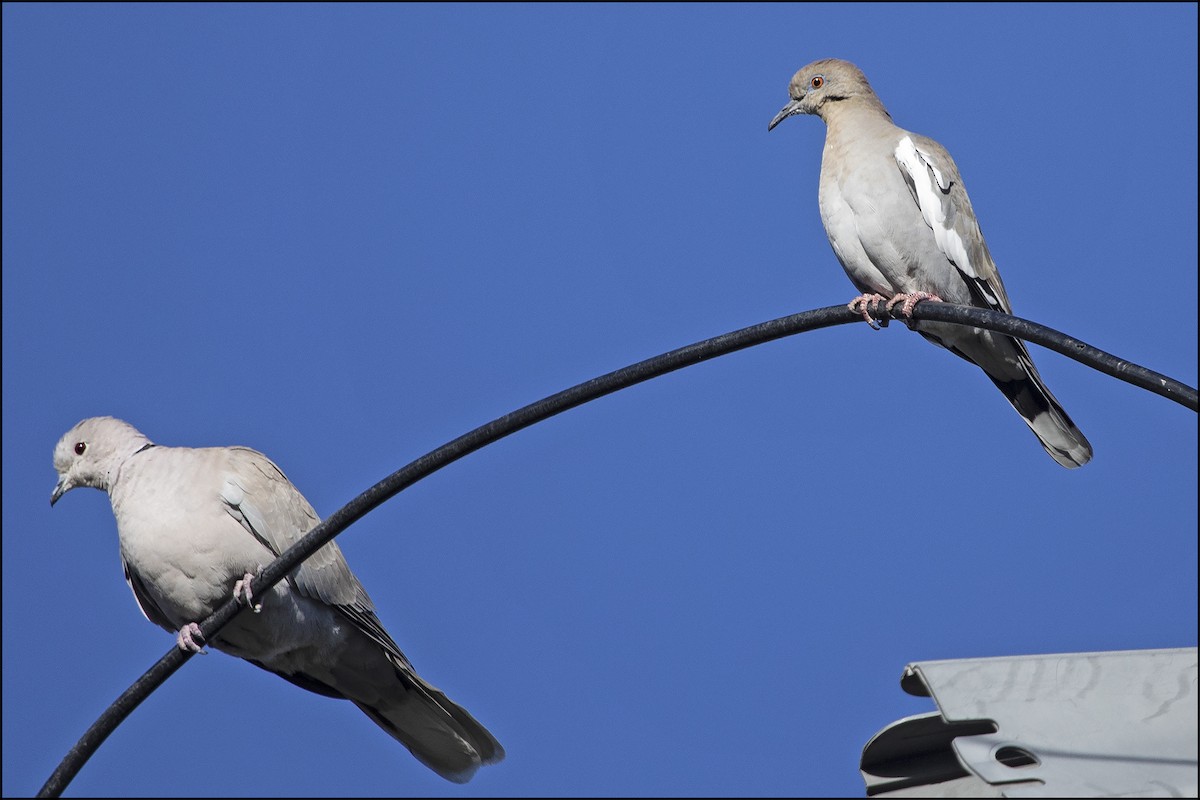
[769, 58, 1091, 468]
[51, 416, 504, 783]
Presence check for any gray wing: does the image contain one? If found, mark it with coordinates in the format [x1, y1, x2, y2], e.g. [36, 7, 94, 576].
[218, 447, 416, 670]
[894, 132, 1013, 313]
[214, 449, 504, 778]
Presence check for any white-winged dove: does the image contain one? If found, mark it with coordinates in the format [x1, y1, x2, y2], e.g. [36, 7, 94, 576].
[769, 58, 1092, 469]
[51, 416, 504, 782]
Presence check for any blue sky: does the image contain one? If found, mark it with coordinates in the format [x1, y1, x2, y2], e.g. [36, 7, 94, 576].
[3, 3, 1196, 797]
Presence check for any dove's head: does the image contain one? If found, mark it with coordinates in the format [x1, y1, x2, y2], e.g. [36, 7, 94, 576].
[768, 58, 885, 130]
[52, 417, 153, 505]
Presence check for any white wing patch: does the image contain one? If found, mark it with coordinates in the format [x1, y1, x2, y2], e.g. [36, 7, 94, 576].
[220, 477, 244, 507]
[895, 135, 977, 280]
[221, 476, 276, 552]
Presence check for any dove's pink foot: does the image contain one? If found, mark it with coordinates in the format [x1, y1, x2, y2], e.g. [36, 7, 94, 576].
[176, 622, 205, 653]
[886, 291, 943, 318]
[848, 293, 889, 330]
[233, 568, 263, 613]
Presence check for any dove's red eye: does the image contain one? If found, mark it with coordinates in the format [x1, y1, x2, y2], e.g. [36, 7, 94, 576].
[811, 76, 824, 89]
[74, 442, 86, 455]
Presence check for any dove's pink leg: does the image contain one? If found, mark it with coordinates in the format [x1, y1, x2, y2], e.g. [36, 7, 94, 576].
[176, 622, 205, 653]
[177, 567, 262, 653]
[885, 291, 943, 318]
[233, 569, 264, 613]
[848, 293, 890, 330]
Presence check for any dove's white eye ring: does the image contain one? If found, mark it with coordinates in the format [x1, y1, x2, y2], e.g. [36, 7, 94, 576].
[810, 75, 824, 89]
[74, 442, 86, 455]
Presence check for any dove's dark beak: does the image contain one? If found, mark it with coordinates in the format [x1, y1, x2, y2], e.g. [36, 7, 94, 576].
[768, 98, 805, 131]
[51, 477, 69, 507]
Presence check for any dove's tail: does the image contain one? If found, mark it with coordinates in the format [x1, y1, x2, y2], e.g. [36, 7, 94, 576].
[970, 333, 1093, 469]
[354, 668, 505, 784]
[985, 357, 1093, 469]
[921, 326, 1093, 469]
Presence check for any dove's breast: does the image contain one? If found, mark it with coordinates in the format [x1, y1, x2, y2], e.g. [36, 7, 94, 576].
[110, 447, 278, 628]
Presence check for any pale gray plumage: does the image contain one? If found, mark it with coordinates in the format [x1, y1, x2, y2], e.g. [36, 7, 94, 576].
[769, 58, 1092, 468]
[51, 416, 504, 783]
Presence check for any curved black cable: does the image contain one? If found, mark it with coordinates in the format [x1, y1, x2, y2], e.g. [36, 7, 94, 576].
[38, 301, 1197, 797]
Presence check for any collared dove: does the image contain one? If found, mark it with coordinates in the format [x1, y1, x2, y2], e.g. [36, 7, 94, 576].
[769, 58, 1092, 468]
[51, 416, 504, 783]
